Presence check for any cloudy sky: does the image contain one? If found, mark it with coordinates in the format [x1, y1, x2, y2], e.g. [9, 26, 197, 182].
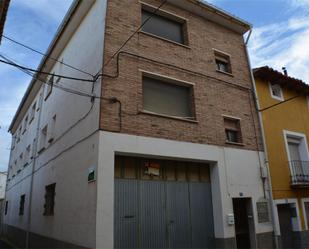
[0, 0, 309, 171]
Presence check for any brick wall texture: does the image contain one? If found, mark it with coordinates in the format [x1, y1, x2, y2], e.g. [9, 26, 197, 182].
[100, 0, 263, 151]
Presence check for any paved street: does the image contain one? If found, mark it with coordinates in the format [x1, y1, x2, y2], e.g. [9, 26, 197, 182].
[0, 240, 12, 249]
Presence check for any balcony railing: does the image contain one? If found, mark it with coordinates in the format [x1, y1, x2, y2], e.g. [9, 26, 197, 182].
[290, 160, 309, 186]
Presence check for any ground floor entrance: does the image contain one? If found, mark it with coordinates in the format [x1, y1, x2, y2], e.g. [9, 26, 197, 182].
[277, 203, 301, 249]
[233, 198, 256, 249]
[114, 156, 214, 249]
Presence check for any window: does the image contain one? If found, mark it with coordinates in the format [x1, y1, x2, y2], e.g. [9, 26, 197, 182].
[30, 102, 36, 123]
[45, 74, 54, 100]
[11, 136, 16, 150]
[5, 201, 8, 215]
[23, 115, 28, 134]
[38, 125, 48, 153]
[25, 145, 31, 167]
[141, 8, 186, 44]
[31, 139, 36, 159]
[48, 115, 56, 143]
[44, 183, 56, 216]
[269, 83, 283, 101]
[17, 126, 22, 143]
[224, 117, 242, 143]
[142, 75, 194, 119]
[284, 131, 309, 184]
[18, 153, 23, 172]
[37, 90, 43, 111]
[19, 195, 25, 216]
[214, 51, 232, 74]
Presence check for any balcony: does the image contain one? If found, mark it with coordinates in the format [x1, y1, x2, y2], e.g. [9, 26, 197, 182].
[290, 160, 309, 187]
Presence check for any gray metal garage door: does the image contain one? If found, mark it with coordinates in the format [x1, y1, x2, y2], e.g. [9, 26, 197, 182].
[114, 156, 214, 249]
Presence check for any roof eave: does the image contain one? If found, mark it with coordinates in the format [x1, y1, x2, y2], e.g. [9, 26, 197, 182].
[0, 0, 10, 44]
[8, 0, 82, 133]
[167, 0, 252, 34]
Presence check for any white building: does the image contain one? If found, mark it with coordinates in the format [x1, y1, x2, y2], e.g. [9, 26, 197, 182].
[4, 0, 274, 248]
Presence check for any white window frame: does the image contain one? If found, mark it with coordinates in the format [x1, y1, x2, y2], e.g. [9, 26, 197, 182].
[301, 198, 309, 230]
[273, 198, 301, 235]
[269, 82, 284, 101]
[283, 130, 309, 176]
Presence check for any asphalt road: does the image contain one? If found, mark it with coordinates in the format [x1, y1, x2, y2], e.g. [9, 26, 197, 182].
[0, 240, 12, 249]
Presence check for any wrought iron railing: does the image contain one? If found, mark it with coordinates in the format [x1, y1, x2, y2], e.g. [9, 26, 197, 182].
[290, 160, 309, 185]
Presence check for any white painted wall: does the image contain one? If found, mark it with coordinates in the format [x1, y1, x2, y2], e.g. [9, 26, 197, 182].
[96, 131, 273, 249]
[0, 172, 7, 199]
[4, 0, 107, 247]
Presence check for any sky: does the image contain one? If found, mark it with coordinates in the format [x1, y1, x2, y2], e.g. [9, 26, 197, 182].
[0, 0, 309, 171]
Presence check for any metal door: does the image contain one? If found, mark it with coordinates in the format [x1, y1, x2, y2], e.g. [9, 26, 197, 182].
[114, 156, 214, 249]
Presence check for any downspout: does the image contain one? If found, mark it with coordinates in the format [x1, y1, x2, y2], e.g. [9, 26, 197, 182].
[25, 86, 44, 249]
[244, 29, 279, 248]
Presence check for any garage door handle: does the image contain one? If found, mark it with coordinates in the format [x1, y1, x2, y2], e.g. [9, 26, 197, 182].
[124, 215, 135, 219]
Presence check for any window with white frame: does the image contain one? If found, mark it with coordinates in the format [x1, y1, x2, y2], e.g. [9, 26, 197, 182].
[11, 135, 16, 150]
[30, 102, 36, 123]
[25, 145, 31, 167]
[38, 125, 48, 153]
[18, 153, 23, 173]
[17, 126, 22, 143]
[48, 115, 56, 143]
[31, 139, 36, 159]
[45, 74, 54, 100]
[284, 131, 309, 184]
[23, 115, 28, 134]
[269, 82, 284, 101]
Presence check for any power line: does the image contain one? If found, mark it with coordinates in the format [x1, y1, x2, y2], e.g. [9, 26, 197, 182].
[94, 0, 167, 79]
[2, 34, 94, 77]
[0, 58, 95, 82]
[258, 95, 301, 112]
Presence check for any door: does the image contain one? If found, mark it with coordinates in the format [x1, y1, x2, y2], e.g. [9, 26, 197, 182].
[277, 204, 301, 249]
[114, 156, 215, 249]
[233, 198, 256, 249]
[288, 141, 303, 181]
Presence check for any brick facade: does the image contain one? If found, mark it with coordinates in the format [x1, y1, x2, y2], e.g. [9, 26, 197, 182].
[100, 0, 263, 151]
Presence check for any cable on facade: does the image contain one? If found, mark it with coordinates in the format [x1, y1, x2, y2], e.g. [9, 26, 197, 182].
[2, 34, 94, 77]
[96, 50, 252, 92]
[94, 0, 168, 78]
[258, 95, 301, 112]
[1, 54, 123, 135]
[0, 58, 95, 82]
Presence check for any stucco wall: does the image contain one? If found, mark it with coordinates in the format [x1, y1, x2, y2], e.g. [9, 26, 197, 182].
[255, 77, 309, 232]
[96, 131, 273, 249]
[4, 0, 107, 247]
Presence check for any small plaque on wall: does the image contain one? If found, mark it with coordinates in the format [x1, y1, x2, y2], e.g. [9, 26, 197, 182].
[257, 198, 270, 223]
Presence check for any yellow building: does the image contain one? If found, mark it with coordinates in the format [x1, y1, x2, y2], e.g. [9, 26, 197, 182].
[254, 66, 309, 246]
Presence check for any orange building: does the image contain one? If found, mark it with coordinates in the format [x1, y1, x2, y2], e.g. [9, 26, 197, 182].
[254, 66, 309, 248]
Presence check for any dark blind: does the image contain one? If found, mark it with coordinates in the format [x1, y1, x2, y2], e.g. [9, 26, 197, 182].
[142, 10, 184, 44]
[143, 76, 192, 118]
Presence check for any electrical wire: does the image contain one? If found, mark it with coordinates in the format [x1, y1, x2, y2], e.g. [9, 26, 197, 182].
[96, 50, 252, 91]
[258, 95, 301, 112]
[2, 34, 94, 77]
[0, 58, 95, 82]
[94, 0, 167, 78]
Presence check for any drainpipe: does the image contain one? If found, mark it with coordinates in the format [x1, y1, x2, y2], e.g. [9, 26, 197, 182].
[25, 86, 44, 249]
[244, 29, 279, 248]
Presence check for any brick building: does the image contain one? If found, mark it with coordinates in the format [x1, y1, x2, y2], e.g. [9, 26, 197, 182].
[3, 0, 274, 248]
